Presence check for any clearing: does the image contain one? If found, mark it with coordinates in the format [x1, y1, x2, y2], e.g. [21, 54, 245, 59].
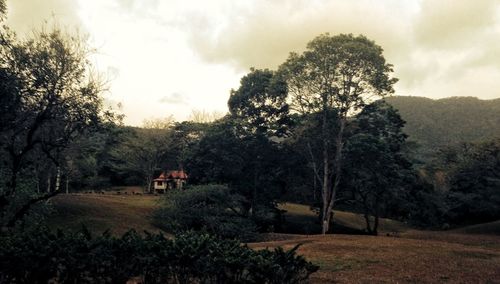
[47, 192, 500, 283]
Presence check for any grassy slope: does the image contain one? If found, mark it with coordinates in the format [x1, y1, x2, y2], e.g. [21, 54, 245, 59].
[279, 203, 409, 235]
[48, 193, 162, 235]
[451, 220, 500, 235]
[47, 194, 500, 283]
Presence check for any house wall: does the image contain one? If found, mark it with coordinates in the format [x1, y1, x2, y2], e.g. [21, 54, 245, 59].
[154, 181, 167, 190]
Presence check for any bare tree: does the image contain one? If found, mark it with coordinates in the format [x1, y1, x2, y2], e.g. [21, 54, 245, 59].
[188, 109, 225, 124]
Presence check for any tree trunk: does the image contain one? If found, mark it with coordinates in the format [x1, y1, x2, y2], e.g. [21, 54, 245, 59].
[364, 213, 373, 234]
[373, 201, 380, 236]
[46, 174, 52, 193]
[145, 175, 152, 193]
[251, 160, 259, 218]
[313, 168, 317, 202]
[55, 167, 61, 192]
[321, 99, 330, 234]
[321, 118, 346, 234]
[34, 167, 40, 194]
[66, 176, 69, 194]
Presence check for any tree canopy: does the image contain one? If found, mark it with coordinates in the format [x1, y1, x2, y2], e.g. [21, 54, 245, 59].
[0, 26, 116, 227]
[279, 33, 398, 233]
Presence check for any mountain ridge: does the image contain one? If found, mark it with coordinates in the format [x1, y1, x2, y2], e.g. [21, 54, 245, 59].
[385, 95, 500, 158]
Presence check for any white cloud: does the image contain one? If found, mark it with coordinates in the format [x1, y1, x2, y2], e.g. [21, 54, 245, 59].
[159, 92, 189, 105]
[4, 0, 500, 125]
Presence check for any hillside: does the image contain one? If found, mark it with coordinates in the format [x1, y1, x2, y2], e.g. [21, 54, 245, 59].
[46, 194, 500, 283]
[48, 193, 162, 235]
[386, 96, 500, 159]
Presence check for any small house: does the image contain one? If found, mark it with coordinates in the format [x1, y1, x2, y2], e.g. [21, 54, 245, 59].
[153, 170, 188, 193]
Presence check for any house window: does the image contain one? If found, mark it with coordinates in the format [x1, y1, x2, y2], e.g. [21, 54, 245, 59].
[157, 181, 163, 186]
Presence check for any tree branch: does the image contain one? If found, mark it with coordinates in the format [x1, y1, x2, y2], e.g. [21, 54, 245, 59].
[5, 190, 61, 228]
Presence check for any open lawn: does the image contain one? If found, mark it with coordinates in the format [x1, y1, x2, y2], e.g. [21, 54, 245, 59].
[252, 233, 500, 283]
[48, 191, 162, 235]
[47, 193, 500, 283]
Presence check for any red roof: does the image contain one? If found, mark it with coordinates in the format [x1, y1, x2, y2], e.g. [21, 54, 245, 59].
[167, 170, 188, 179]
[153, 170, 188, 181]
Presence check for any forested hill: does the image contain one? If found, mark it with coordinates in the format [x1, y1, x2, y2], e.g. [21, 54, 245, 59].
[385, 96, 500, 152]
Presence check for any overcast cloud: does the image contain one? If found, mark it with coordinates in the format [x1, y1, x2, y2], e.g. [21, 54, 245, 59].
[6, 0, 500, 125]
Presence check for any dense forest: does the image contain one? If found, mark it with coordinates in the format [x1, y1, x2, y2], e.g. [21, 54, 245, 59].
[387, 96, 500, 162]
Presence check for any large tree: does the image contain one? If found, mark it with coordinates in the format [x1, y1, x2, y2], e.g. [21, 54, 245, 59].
[0, 26, 113, 227]
[228, 69, 290, 220]
[343, 101, 411, 235]
[279, 34, 397, 233]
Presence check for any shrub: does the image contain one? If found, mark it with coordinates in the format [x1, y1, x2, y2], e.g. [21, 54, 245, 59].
[154, 184, 259, 241]
[0, 227, 318, 283]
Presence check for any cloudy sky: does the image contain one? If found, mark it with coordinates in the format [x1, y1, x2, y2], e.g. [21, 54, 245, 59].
[6, 0, 500, 125]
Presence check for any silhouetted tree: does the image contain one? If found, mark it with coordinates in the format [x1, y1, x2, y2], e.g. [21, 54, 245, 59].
[343, 101, 411, 235]
[0, 26, 114, 227]
[279, 34, 397, 233]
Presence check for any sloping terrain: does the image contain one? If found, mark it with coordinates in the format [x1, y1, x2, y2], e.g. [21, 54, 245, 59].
[47, 194, 500, 283]
[386, 96, 500, 160]
[48, 193, 162, 235]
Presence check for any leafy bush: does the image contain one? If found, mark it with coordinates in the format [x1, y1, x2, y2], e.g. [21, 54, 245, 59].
[154, 184, 259, 241]
[0, 227, 318, 283]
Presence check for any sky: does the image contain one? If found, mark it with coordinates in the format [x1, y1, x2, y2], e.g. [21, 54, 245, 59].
[6, 0, 500, 125]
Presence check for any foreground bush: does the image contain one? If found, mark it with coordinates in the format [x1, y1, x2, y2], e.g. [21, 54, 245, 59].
[0, 228, 318, 283]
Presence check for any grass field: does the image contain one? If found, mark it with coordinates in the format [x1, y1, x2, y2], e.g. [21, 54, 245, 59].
[47, 192, 500, 283]
[48, 192, 162, 235]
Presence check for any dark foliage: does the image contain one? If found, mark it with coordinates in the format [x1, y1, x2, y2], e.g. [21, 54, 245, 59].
[184, 119, 285, 230]
[342, 101, 413, 234]
[441, 140, 500, 224]
[154, 185, 283, 241]
[0, 228, 318, 283]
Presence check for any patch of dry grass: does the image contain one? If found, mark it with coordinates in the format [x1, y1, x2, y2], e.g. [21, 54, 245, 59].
[251, 234, 500, 283]
[48, 193, 162, 235]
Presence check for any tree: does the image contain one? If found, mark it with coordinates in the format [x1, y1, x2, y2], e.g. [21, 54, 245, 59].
[0, 0, 5, 20]
[226, 68, 290, 222]
[111, 118, 173, 192]
[437, 140, 500, 224]
[169, 121, 209, 171]
[228, 68, 290, 137]
[188, 109, 224, 124]
[154, 184, 258, 241]
[279, 34, 397, 234]
[343, 101, 411, 235]
[185, 117, 284, 230]
[0, 26, 113, 227]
